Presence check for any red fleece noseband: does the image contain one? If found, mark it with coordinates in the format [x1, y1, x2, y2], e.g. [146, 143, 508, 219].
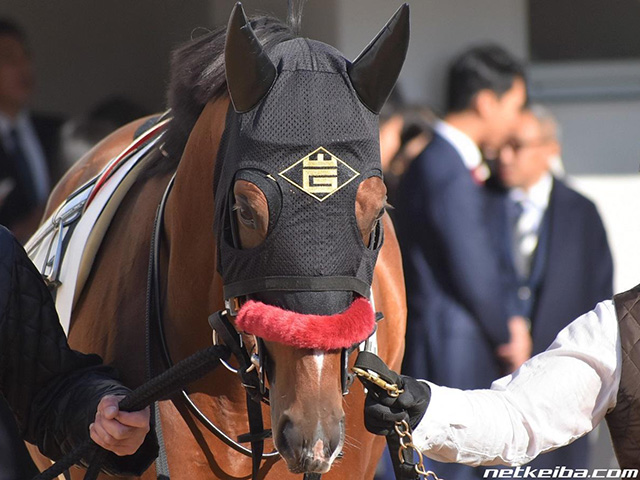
[235, 297, 375, 351]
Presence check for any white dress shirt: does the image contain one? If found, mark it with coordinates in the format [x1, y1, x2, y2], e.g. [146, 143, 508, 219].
[0, 110, 50, 202]
[414, 299, 621, 466]
[434, 120, 482, 171]
[509, 172, 553, 279]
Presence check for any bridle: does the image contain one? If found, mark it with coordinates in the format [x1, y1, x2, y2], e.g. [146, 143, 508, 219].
[146, 173, 376, 480]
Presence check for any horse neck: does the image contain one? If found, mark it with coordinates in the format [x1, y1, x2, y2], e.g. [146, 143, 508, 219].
[162, 98, 230, 360]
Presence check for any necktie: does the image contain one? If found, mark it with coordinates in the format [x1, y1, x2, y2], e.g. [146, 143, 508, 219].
[512, 199, 538, 279]
[7, 128, 37, 206]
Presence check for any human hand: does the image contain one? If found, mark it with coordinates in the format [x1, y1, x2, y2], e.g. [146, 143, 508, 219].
[364, 374, 431, 436]
[496, 315, 532, 373]
[89, 395, 151, 456]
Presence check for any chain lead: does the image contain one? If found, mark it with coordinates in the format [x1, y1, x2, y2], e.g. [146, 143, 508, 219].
[352, 368, 443, 479]
[395, 420, 443, 480]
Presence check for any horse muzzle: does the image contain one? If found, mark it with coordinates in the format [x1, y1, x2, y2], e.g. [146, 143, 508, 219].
[275, 412, 345, 474]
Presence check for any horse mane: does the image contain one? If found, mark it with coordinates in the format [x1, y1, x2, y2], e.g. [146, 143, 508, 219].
[287, 0, 306, 35]
[147, 16, 297, 176]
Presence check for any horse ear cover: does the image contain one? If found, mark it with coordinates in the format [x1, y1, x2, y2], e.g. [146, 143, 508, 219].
[225, 2, 277, 113]
[348, 3, 410, 114]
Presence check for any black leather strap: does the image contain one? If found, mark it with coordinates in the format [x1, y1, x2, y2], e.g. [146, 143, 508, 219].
[246, 392, 265, 480]
[146, 178, 174, 479]
[208, 311, 263, 400]
[354, 351, 419, 480]
[223, 275, 371, 300]
[208, 311, 271, 480]
[388, 433, 419, 480]
[354, 351, 399, 385]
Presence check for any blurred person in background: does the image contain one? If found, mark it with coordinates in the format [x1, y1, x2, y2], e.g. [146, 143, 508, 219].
[378, 106, 435, 480]
[380, 104, 435, 208]
[0, 19, 62, 243]
[394, 44, 528, 480]
[59, 96, 150, 171]
[379, 87, 407, 173]
[484, 105, 613, 470]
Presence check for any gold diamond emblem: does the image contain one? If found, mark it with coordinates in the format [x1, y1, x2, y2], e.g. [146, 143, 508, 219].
[279, 147, 360, 202]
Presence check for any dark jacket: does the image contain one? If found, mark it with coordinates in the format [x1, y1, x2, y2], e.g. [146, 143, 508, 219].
[608, 284, 640, 469]
[0, 226, 157, 475]
[486, 177, 613, 355]
[396, 132, 510, 390]
[0, 113, 62, 229]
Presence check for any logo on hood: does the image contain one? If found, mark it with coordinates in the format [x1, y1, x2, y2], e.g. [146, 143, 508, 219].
[278, 147, 360, 202]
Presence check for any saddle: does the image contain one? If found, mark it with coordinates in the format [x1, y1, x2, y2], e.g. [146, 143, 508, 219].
[26, 116, 170, 335]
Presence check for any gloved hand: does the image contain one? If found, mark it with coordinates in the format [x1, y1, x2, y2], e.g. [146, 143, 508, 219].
[364, 374, 431, 436]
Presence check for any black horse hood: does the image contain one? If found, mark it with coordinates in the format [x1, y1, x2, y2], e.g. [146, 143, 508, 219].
[215, 3, 409, 308]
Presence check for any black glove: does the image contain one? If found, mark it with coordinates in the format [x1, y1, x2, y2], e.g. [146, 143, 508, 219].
[364, 374, 431, 436]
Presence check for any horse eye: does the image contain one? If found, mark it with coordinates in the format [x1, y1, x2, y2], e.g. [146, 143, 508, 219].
[233, 198, 257, 228]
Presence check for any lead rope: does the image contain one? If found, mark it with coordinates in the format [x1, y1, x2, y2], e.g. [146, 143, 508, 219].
[352, 351, 442, 480]
[32, 344, 231, 480]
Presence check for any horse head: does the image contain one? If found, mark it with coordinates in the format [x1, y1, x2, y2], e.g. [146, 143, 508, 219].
[212, 3, 409, 474]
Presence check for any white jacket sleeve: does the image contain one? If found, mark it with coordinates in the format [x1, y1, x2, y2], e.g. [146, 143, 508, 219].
[412, 300, 621, 466]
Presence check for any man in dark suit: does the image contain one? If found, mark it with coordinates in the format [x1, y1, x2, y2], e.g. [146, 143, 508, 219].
[486, 105, 613, 470]
[394, 45, 528, 480]
[0, 19, 61, 243]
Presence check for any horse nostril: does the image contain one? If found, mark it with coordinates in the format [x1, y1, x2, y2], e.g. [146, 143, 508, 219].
[275, 415, 297, 459]
[328, 417, 346, 459]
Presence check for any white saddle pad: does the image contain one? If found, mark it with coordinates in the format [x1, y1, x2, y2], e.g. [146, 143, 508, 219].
[26, 123, 167, 335]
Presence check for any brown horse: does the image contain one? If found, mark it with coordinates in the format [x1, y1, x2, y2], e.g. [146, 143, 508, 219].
[30, 4, 409, 479]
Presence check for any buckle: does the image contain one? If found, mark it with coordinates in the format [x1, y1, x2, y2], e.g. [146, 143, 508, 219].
[224, 296, 243, 316]
[211, 310, 243, 374]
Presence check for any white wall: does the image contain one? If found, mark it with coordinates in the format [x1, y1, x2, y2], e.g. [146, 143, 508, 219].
[570, 175, 640, 294]
[548, 101, 640, 175]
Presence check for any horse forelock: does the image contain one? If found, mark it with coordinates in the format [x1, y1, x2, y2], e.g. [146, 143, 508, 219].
[144, 15, 297, 178]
